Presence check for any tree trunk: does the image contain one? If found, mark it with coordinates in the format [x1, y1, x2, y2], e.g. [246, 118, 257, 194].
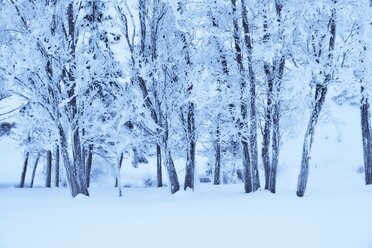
[19, 152, 29, 188]
[242, 140, 253, 193]
[297, 4, 336, 197]
[360, 85, 372, 184]
[156, 144, 163, 187]
[163, 117, 180, 194]
[262, 64, 273, 190]
[210, 13, 228, 186]
[268, 101, 280, 193]
[59, 3, 89, 198]
[214, 117, 221, 185]
[30, 156, 40, 188]
[231, 0, 253, 193]
[268, 58, 285, 193]
[86, 144, 93, 187]
[184, 102, 196, 190]
[54, 145, 60, 187]
[117, 152, 124, 197]
[165, 147, 180, 194]
[45, 150, 52, 188]
[59, 125, 89, 197]
[297, 84, 328, 197]
[241, 0, 260, 191]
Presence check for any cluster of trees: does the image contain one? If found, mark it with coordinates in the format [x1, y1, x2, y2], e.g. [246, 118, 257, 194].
[0, 0, 371, 197]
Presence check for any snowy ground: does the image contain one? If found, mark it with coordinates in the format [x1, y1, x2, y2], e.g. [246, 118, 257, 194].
[1, 99, 372, 247]
[1, 183, 372, 248]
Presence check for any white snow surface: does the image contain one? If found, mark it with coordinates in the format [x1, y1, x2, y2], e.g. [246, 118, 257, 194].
[1, 102, 372, 247]
[0, 184, 372, 248]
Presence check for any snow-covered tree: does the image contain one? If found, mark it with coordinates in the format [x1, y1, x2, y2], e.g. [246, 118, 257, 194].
[296, 0, 337, 197]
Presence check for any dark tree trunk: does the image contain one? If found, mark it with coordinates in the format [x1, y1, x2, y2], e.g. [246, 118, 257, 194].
[59, 125, 89, 197]
[241, 0, 260, 191]
[184, 102, 196, 190]
[297, 4, 336, 197]
[178, 24, 196, 191]
[165, 148, 180, 194]
[262, 64, 273, 190]
[19, 152, 30, 188]
[117, 152, 124, 197]
[45, 150, 52, 188]
[268, 1, 285, 194]
[268, 56, 285, 193]
[232, 0, 253, 193]
[268, 101, 280, 193]
[30, 156, 40, 188]
[360, 85, 372, 184]
[242, 140, 253, 193]
[54, 145, 60, 187]
[86, 144, 93, 187]
[214, 118, 221, 185]
[297, 84, 328, 197]
[156, 144, 163, 187]
[210, 13, 229, 186]
[163, 117, 180, 194]
[261, 1, 285, 193]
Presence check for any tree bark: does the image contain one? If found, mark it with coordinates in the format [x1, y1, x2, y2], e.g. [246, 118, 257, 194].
[262, 64, 273, 190]
[268, 1, 285, 194]
[242, 140, 253, 193]
[59, 125, 89, 197]
[156, 144, 163, 187]
[360, 85, 372, 184]
[117, 152, 124, 197]
[163, 116, 180, 194]
[297, 84, 328, 197]
[214, 118, 221, 185]
[54, 145, 60, 187]
[86, 144, 93, 187]
[241, 0, 260, 191]
[184, 102, 196, 190]
[30, 156, 40, 188]
[231, 0, 253, 193]
[45, 150, 52, 188]
[210, 13, 229, 186]
[165, 147, 180, 194]
[268, 98, 280, 193]
[19, 152, 29, 188]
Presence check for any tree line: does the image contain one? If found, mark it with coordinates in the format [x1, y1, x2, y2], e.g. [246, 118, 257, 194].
[0, 0, 371, 197]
